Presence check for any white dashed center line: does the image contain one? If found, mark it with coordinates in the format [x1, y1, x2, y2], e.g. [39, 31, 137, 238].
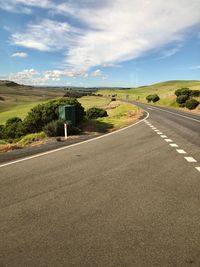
[170, 144, 179, 147]
[176, 149, 186, 154]
[184, 157, 197, 163]
[145, 120, 199, 174]
[165, 139, 173, 142]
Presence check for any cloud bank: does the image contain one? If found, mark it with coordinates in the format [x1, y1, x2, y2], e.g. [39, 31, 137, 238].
[5, 0, 200, 70]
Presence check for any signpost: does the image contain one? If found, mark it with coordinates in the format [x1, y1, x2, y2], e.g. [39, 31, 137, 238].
[64, 123, 67, 140]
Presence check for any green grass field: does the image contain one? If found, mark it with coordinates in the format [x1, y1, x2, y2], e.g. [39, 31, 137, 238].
[98, 80, 200, 112]
[1, 80, 200, 125]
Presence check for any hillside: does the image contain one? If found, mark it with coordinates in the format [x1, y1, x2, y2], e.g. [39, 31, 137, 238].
[99, 80, 200, 112]
[1, 80, 200, 124]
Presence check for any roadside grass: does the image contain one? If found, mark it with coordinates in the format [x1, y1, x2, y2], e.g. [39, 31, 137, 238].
[18, 132, 46, 146]
[99, 101, 142, 129]
[0, 132, 47, 152]
[82, 101, 143, 133]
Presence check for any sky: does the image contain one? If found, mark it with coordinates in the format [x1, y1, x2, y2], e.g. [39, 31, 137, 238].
[0, 0, 200, 87]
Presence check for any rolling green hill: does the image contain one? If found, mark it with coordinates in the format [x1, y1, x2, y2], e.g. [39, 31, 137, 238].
[1, 80, 200, 124]
[99, 80, 200, 112]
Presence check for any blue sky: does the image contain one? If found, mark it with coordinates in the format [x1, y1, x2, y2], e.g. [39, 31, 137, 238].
[0, 0, 200, 87]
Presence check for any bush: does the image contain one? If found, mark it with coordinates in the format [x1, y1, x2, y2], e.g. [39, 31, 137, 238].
[185, 99, 199, 110]
[43, 120, 66, 137]
[2, 117, 25, 139]
[86, 107, 108, 119]
[176, 95, 189, 106]
[175, 88, 191, 97]
[146, 94, 160, 103]
[43, 120, 81, 137]
[0, 125, 4, 139]
[190, 90, 200, 97]
[23, 98, 85, 133]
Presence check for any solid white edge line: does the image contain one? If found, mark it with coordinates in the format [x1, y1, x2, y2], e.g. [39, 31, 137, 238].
[144, 105, 200, 123]
[184, 157, 197, 163]
[0, 110, 150, 168]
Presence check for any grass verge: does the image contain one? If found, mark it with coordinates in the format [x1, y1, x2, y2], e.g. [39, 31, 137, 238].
[82, 100, 143, 133]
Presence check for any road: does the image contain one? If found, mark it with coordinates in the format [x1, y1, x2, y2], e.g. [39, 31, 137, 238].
[1, 103, 200, 267]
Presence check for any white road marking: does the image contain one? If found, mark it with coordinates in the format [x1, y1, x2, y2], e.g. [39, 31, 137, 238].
[161, 135, 167, 138]
[143, 105, 200, 123]
[170, 144, 179, 147]
[195, 167, 200, 172]
[148, 108, 154, 110]
[152, 127, 157, 130]
[165, 139, 173, 142]
[154, 130, 160, 132]
[157, 132, 163, 134]
[184, 157, 197, 163]
[0, 111, 150, 168]
[176, 149, 186, 154]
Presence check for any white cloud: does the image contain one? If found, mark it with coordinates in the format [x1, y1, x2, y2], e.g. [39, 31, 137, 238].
[102, 63, 122, 68]
[0, 0, 52, 13]
[11, 19, 77, 51]
[9, 0, 200, 70]
[91, 69, 104, 77]
[188, 65, 200, 70]
[11, 52, 27, 58]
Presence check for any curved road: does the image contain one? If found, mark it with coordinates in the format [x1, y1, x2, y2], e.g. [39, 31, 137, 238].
[0, 103, 200, 267]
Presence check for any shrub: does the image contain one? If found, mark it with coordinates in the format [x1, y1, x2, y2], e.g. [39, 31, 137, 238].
[0, 125, 4, 139]
[175, 88, 191, 97]
[146, 95, 152, 103]
[23, 98, 85, 133]
[43, 120, 66, 137]
[2, 117, 25, 139]
[190, 90, 200, 97]
[146, 94, 160, 103]
[185, 99, 199, 110]
[176, 95, 189, 106]
[43, 120, 81, 137]
[86, 107, 108, 119]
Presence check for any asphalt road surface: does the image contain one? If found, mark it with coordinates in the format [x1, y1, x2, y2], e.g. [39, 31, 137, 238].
[1, 103, 200, 267]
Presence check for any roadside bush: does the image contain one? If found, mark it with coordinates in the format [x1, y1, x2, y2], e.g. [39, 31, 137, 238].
[23, 98, 85, 133]
[185, 99, 199, 110]
[43, 120, 80, 137]
[0, 125, 3, 139]
[190, 90, 200, 97]
[43, 120, 66, 137]
[175, 88, 191, 97]
[2, 117, 25, 139]
[176, 95, 189, 106]
[86, 107, 108, 119]
[146, 94, 160, 103]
